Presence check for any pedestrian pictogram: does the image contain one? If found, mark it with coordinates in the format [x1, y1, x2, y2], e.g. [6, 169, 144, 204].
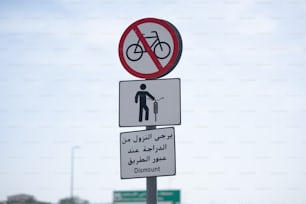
[118, 18, 182, 79]
[135, 84, 155, 122]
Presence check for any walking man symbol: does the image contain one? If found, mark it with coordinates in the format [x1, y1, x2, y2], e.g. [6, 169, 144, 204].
[135, 84, 155, 122]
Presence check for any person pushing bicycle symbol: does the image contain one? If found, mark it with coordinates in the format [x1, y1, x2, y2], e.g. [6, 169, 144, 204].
[126, 30, 171, 61]
[135, 84, 164, 122]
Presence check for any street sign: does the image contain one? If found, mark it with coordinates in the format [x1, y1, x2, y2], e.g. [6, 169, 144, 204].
[120, 127, 175, 179]
[118, 18, 182, 79]
[119, 78, 181, 127]
[113, 190, 180, 204]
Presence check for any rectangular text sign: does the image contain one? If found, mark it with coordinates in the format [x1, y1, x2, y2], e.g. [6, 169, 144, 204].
[120, 127, 176, 179]
[113, 190, 180, 203]
[119, 78, 181, 127]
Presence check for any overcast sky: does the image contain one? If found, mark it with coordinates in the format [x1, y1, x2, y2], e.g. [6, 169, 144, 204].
[1, 0, 306, 204]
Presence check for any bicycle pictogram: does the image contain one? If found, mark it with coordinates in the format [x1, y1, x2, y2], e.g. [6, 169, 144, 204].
[126, 31, 171, 61]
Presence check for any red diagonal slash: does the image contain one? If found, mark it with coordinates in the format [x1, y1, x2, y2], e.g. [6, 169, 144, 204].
[133, 26, 163, 71]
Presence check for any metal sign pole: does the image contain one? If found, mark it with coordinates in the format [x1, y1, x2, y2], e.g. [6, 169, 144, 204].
[147, 176, 157, 204]
[146, 125, 157, 204]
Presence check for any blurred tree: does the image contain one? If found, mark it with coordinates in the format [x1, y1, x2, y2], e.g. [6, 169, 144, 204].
[58, 197, 89, 204]
[24, 198, 36, 204]
[7, 195, 36, 204]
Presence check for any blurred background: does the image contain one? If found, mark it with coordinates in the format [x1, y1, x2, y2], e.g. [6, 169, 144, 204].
[0, 0, 306, 204]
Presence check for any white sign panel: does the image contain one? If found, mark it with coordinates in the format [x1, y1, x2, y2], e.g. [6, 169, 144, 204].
[120, 127, 176, 179]
[119, 78, 181, 127]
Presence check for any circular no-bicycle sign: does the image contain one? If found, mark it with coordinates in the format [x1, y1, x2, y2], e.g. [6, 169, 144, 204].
[118, 18, 182, 79]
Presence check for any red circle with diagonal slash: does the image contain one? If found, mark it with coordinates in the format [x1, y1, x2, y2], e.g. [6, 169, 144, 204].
[118, 18, 182, 79]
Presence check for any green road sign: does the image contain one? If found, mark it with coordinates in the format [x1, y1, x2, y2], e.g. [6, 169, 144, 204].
[113, 190, 180, 204]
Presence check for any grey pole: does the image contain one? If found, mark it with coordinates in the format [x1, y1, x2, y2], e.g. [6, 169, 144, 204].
[71, 146, 80, 204]
[146, 126, 157, 204]
[146, 176, 157, 204]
